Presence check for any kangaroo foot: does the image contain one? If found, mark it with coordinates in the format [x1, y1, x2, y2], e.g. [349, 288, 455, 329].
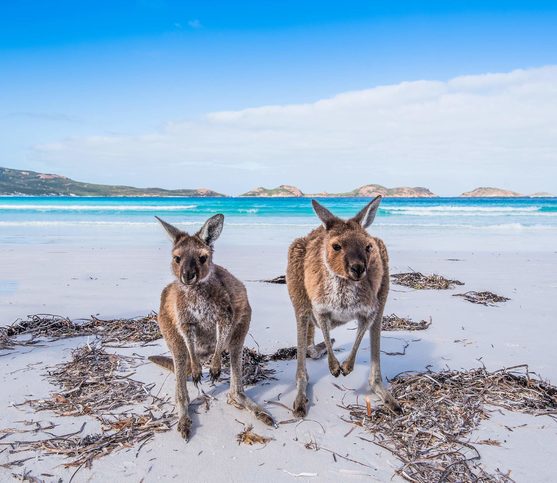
[209, 366, 221, 383]
[340, 359, 354, 376]
[293, 394, 308, 418]
[177, 415, 192, 441]
[328, 357, 341, 377]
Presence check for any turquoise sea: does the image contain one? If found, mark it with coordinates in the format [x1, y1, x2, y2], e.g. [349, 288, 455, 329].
[1, 196, 556, 250]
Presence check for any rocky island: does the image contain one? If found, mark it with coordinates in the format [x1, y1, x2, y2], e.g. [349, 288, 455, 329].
[240, 185, 304, 197]
[460, 187, 523, 197]
[240, 184, 437, 198]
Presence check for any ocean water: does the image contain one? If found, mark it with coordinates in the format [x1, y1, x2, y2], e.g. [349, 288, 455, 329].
[0, 196, 555, 251]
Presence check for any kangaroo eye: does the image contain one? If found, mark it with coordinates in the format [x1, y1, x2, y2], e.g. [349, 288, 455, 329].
[332, 243, 341, 252]
[366, 244, 372, 253]
[173, 256, 181, 264]
[199, 255, 208, 264]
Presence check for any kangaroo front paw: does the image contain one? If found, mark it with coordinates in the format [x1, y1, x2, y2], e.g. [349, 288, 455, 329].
[177, 416, 192, 441]
[209, 366, 221, 383]
[328, 358, 341, 377]
[191, 364, 202, 386]
[293, 395, 308, 418]
[340, 360, 354, 376]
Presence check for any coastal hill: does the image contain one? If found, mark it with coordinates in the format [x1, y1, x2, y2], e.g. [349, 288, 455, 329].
[0, 167, 225, 197]
[240, 185, 304, 197]
[461, 187, 556, 197]
[240, 184, 437, 198]
[461, 187, 523, 197]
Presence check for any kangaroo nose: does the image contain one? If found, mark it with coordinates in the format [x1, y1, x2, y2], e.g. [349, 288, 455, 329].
[350, 264, 366, 278]
[186, 270, 196, 282]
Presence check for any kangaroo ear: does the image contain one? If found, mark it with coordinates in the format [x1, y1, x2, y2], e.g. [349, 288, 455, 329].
[155, 216, 184, 242]
[312, 200, 339, 229]
[197, 214, 224, 246]
[351, 195, 382, 229]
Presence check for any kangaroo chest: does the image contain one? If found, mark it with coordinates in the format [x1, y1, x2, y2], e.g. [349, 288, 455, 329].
[178, 283, 233, 360]
[312, 275, 376, 327]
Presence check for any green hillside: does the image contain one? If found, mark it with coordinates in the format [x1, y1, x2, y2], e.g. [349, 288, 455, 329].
[0, 167, 225, 197]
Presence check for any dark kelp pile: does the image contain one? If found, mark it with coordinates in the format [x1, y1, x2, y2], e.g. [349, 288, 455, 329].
[392, 272, 464, 290]
[454, 291, 510, 306]
[382, 314, 432, 331]
[259, 275, 287, 284]
[268, 346, 298, 360]
[343, 365, 557, 482]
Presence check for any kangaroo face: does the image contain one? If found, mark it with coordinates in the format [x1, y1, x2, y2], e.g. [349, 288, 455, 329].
[172, 236, 213, 285]
[311, 196, 382, 282]
[156, 214, 224, 286]
[324, 223, 375, 281]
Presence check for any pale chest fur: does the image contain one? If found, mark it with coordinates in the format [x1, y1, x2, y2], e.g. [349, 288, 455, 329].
[312, 272, 376, 326]
[176, 281, 233, 360]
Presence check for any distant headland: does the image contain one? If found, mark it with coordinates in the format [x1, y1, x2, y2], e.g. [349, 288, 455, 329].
[0, 167, 225, 197]
[0, 167, 554, 198]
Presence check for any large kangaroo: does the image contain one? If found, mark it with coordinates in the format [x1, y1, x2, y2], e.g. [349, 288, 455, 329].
[286, 196, 401, 417]
[149, 214, 275, 440]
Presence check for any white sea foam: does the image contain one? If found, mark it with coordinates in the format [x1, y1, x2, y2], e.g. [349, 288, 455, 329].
[383, 206, 540, 212]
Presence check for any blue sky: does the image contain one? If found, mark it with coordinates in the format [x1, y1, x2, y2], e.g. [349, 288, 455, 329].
[1, 1, 557, 194]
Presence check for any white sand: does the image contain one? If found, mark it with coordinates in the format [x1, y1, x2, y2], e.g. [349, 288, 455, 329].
[1, 231, 556, 482]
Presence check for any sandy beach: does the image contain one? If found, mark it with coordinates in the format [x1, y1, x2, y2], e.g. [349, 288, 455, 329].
[3, 2, 557, 480]
[1, 218, 556, 482]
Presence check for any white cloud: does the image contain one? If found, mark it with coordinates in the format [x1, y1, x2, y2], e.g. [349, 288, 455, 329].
[187, 19, 202, 29]
[31, 66, 557, 195]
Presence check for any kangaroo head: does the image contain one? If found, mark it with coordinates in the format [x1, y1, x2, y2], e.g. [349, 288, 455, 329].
[156, 214, 224, 286]
[312, 196, 382, 282]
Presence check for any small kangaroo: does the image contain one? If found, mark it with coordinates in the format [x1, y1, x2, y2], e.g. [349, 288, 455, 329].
[149, 214, 275, 440]
[286, 196, 401, 417]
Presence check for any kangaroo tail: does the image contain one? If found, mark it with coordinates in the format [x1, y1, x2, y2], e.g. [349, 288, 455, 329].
[148, 355, 175, 372]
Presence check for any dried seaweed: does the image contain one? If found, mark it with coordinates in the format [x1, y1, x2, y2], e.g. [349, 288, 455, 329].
[268, 346, 298, 360]
[220, 348, 277, 386]
[259, 275, 287, 284]
[453, 291, 510, 306]
[0, 328, 14, 351]
[382, 314, 432, 331]
[8, 413, 174, 469]
[1, 313, 161, 349]
[1, 314, 78, 350]
[26, 345, 149, 416]
[236, 423, 273, 445]
[392, 271, 464, 290]
[4, 345, 175, 469]
[343, 365, 557, 482]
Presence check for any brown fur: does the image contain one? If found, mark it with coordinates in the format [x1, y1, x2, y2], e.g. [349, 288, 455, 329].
[151, 214, 275, 440]
[286, 196, 401, 417]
